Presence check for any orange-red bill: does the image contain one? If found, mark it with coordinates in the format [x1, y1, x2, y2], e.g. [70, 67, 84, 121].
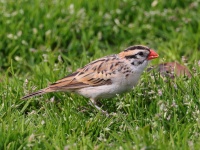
[147, 49, 159, 60]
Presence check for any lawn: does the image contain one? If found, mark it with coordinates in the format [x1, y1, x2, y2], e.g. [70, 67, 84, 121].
[0, 0, 200, 149]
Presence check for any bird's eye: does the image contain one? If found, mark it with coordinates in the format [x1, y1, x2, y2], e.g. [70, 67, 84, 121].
[138, 52, 144, 56]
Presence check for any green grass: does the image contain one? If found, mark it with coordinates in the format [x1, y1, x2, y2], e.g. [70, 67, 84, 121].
[1, 0, 200, 149]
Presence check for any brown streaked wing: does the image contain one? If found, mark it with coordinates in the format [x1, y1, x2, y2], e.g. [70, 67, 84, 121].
[48, 55, 123, 90]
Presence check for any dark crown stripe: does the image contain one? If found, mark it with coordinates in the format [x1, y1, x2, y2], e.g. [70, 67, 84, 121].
[124, 45, 150, 51]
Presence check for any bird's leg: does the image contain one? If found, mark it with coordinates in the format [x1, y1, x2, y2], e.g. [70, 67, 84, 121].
[89, 98, 108, 116]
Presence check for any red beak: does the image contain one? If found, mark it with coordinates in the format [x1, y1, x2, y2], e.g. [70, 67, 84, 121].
[147, 49, 159, 60]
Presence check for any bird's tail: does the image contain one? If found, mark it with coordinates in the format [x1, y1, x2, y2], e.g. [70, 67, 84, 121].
[21, 87, 53, 100]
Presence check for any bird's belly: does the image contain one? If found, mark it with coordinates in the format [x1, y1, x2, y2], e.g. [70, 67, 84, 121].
[77, 73, 141, 100]
[77, 82, 134, 100]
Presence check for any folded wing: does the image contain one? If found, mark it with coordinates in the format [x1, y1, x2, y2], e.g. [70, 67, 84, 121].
[48, 55, 123, 91]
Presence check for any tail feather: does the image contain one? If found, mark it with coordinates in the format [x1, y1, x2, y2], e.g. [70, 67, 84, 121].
[21, 87, 51, 100]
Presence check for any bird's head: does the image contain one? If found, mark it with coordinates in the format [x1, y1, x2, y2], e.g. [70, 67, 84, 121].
[119, 45, 159, 72]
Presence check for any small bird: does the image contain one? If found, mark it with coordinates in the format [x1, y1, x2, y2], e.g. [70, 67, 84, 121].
[22, 45, 159, 113]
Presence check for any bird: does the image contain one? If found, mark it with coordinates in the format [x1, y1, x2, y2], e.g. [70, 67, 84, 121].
[22, 45, 159, 114]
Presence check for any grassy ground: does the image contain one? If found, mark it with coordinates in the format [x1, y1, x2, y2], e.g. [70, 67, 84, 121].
[1, 0, 200, 149]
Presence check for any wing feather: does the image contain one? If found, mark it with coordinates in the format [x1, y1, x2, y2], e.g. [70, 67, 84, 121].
[48, 55, 124, 91]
